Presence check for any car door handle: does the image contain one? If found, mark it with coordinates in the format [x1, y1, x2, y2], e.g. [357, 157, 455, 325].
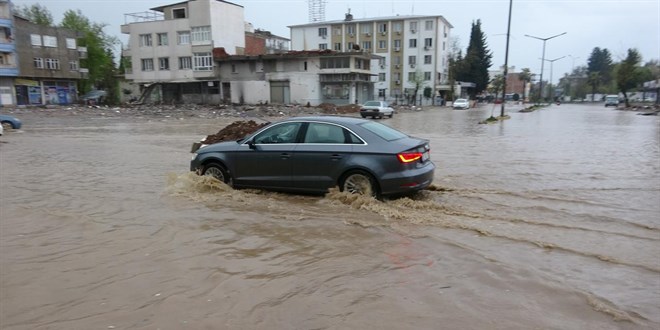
[280, 153, 290, 159]
[330, 154, 343, 161]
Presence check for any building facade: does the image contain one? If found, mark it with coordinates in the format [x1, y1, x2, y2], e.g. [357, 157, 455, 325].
[13, 15, 85, 105]
[289, 13, 453, 103]
[0, 0, 18, 106]
[215, 50, 378, 106]
[121, 0, 246, 103]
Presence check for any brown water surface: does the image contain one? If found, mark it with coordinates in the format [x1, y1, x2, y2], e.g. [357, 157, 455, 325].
[1, 103, 658, 329]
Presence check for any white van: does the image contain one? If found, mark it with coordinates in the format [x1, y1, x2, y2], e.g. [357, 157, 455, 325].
[605, 95, 619, 107]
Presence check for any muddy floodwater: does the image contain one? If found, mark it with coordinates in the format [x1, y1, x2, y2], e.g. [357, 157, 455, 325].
[1, 103, 658, 329]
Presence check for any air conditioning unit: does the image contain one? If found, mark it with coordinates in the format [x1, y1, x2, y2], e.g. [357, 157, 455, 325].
[394, 47, 400, 52]
[349, 33, 354, 37]
[381, 31, 386, 36]
[424, 46, 430, 51]
[366, 32, 371, 37]
[411, 29, 416, 34]
[410, 63, 416, 68]
[395, 64, 400, 69]
[396, 31, 401, 35]
[380, 64, 385, 69]
[396, 80, 401, 85]
[321, 35, 326, 39]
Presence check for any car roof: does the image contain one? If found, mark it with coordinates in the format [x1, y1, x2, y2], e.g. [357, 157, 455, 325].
[279, 115, 371, 126]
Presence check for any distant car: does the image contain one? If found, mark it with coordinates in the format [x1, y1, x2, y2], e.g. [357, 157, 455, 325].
[0, 114, 22, 131]
[80, 90, 107, 104]
[604, 95, 619, 107]
[452, 98, 470, 110]
[0, 123, 3, 136]
[360, 100, 394, 119]
[191, 116, 435, 199]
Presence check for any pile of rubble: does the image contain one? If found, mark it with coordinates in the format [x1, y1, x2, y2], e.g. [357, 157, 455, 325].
[202, 120, 268, 144]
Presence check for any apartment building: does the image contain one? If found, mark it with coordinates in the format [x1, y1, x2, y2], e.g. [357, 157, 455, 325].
[215, 50, 378, 105]
[0, 0, 17, 105]
[13, 15, 86, 105]
[289, 13, 453, 102]
[121, 0, 245, 103]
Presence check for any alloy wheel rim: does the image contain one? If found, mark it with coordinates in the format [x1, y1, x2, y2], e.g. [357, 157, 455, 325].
[344, 174, 373, 195]
[204, 167, 225, 182]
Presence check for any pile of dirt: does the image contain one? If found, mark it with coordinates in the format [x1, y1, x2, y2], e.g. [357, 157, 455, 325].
[202, 120, 268, 144]
[336, 104, 361, 114]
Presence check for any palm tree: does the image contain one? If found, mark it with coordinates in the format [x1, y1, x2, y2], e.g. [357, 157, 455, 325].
[518, 68, 532, 102]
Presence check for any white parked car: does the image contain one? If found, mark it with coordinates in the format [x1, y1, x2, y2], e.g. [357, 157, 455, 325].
[360, 100, 394, 119]
[452, 98, 470, 110]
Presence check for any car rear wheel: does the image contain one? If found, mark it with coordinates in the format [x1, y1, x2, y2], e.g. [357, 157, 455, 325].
[340, 170, 380, 199]
[201, 162, 232, 185]
[1, 122, 12, 130]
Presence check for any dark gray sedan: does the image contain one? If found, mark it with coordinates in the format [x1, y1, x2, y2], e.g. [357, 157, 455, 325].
[190, 116, 434, 198]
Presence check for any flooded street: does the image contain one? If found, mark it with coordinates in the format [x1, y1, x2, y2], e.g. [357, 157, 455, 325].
[1, 103, 658, 329]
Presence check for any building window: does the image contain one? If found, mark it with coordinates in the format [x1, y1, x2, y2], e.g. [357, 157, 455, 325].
[408, 72, 415, 81]
[319, 43, 327, 50]
[362, 41, 371, 50]
[157, 33, 168, 46]
[30, 34, 42, 46]
[231, 64, 237, 73]
[193, 52, 212, 71]
[69, 60, 79, 71]
[318, 27, 327, 37]
[141, 58, 154, 71]
[191, 26, 211, 44]
[177, 31, 190, 45]
[378, 23, 387, 33]
[159, 57, 169, 70]
[394, 72, 400, 81]
[378, 73, 386, 81]
[424, 38, 433, 48]
[139, 34, 152, 47]
[410, 21, 418, 32]
[424, 55, 432, 64]
[33, 57, 44, 69]
[378, 58, 386, 67]
[43, 35, 57, 47]
[393, 22, 402, 33]
[320, 57, 350, 69]
[347, 25, 355, 35]
[334, 42, 341, 51]
[425, 20, 433, 31]
[361, 24, 372, 34]
[172, 7, 186, 18]
[179, 56, 192, 69]
[408, 56, 416, 65]
[378, 89, 386, 97]
[443, 41, 446, 50]
[409, 39, 417, 48]
[393, 39, 401, 48]
[424, 72, 431, 80]
[394, 56, 401, 65]
[333, 26, 342, 36]
[378, 40, 387, 49]
[347, 42, 354, 50]
[304, 61, 308, 71]
[45, 58, 60, 70]
[66, 38, 76, 49]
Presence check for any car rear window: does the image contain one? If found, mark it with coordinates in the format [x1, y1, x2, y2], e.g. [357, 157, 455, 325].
[364, 101, 380, 106]
[359, 121, 407, 141]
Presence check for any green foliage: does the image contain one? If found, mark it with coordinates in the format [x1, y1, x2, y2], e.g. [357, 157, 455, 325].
[615, 48, 643, 107]
[518, 68, 532, 100]
[456, 20, 493, 97]
[488, 74, 504, 96]
[587, 47, 613, 95]
[15, 4, 54, 26]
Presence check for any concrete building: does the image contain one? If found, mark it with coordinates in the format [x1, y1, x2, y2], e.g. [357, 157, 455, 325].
[0, 0, 17, 106]
[288, 13, 453, 103]
[13, 15, 86, 105]
[244, 22, 290, 56]
[121, 0, 246, 103]
[215, 50, 379, 106]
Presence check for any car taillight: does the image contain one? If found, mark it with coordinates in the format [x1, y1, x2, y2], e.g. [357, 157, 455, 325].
[397, 152, 423, 163]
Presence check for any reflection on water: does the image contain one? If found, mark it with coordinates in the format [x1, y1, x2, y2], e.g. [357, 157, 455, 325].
[1, 104, 658, 329]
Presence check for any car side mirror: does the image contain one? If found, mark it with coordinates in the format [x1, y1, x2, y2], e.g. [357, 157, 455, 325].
[247, 139, 256, 149]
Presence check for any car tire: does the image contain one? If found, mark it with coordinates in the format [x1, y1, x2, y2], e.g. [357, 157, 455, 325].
[388, 112, 394, 118]
[361, 114, 367, 118]
[1, 122, 12, 130]
[201, 162, 232, 185]
[340, 170, 380, 199]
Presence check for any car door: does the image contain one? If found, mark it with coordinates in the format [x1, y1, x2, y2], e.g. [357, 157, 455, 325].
[291, 122, 357, 191]
[232, 122, 302, 189]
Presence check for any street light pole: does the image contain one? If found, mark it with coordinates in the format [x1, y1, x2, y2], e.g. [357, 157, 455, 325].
[525, 32, 566, 103]
[500, 0, 513, 117]
[542, 55, 566, 101]
[568, 54, 580, 72]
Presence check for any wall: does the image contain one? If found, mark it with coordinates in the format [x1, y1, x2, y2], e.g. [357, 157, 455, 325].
[209, 0, 245, 54]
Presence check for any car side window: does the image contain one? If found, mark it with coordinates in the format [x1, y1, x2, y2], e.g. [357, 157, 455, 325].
[253, 122, 301, 144]
[305, 123, 356, 144]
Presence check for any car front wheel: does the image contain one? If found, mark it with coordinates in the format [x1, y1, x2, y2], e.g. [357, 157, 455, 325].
[201, 162, 232, 185]
[340, 170, 380, 199]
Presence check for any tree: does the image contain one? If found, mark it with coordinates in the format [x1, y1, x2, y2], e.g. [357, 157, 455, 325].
[60, 10, 119, 103]
[587, 47, 613, 97]
[446, 37, 463, 101]
[518, 68, 532, 102]
[488, 74, 504, 98]
[407, 70, 426, 106]
[615, 48, 643, 107]
[457, 20, 493, 98]
[14, 4, 54, 26]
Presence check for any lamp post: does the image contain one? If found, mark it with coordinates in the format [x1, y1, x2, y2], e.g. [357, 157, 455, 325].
[525, 32, 566, 103]
[568, 54, 580, 72]
[542, 55, 566, 101]
[499, 0, 513, 117]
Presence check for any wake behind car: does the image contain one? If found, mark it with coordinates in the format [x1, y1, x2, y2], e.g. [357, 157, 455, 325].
[191, 116, 434, 199]
[360, 100, 394, 119]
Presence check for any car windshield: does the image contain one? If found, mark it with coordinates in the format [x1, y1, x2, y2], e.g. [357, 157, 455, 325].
[364, 101, 380, 106]
[359, 121, 407, 141]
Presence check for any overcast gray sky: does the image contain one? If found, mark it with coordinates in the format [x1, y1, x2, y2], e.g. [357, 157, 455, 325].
[13, 0, 660, 84]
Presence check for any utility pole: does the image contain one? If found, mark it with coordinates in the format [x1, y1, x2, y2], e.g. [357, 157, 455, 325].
[542, 56, 566, 101]
[500, 0, 513, 117]
[525, 32, 566, 103]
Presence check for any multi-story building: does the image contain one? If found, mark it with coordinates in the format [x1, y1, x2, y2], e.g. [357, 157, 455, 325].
[289, 13, 453, 103]
[13, 15, 86, 105]
[244, 23, 290, 56]
[0, 0, 17, 106]
[121, 0, 246, 103]
[214, 50, 378, 105]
